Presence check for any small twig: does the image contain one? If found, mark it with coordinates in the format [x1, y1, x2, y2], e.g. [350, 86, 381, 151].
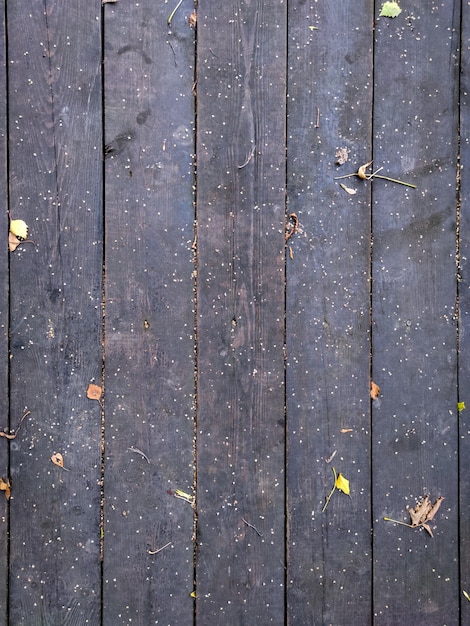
[315, 107, 320, 128]
[324, 449, 337, 464]
[148, 541, 172, 555]
[241, 517, 263, 537]
[128, 446, 150, 463]
[238, 145, 256, 169]
[0, 409, 31, 440]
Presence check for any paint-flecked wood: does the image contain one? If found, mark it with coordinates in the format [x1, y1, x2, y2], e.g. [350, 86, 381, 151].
[0, 6, 8, 621]
[7, 1, 103, 622]
[459, 0, 470, 620]
[102, 2, 195, 624]
[195, 1, 286, 622]
[372, 1, 460, 623]
[286, 2, 373, 624]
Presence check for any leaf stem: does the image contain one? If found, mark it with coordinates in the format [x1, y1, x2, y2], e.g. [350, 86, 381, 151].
[322, 467, 337, 512]
[368, 174, 417, 189]
[383, 517, 414, 528]
[168, 0, 184, 26]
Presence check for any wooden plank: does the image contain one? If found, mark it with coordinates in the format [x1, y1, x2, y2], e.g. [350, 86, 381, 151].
[102, 1, 195, 623]
[371, 1, 460, 622]
[459, 0, 470, 619]
[286, 1, 373, 624]
[0, 5, 9, 621]
[195, 1, 286, 622]
[7, 1, 103, 622]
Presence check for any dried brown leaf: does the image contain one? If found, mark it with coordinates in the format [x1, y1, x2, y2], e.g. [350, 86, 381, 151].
[426, 496, 444, 522]
[421, 522, 433, 538]
[370, 381, 380, 400]
[0, 477, 10, 500]
[51, 453, 64, 468]
[87, 383, 102, 401]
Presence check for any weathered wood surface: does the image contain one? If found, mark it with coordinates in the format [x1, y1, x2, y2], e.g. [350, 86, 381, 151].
[102, 1, 195, 624]
[0, 0, 467, 624]
[195, 1, 286, 621]
[372, 1, 461, 623]
[7, 0, 103, 623]
[0, 5, 8, 621]
[460, 0, 470, 621]
[286, 1, 373, 624]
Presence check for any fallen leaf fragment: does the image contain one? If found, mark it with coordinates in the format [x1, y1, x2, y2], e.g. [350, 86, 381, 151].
[335, 473, 350, 495]
[340, 428, 353, 433]
[339, 183, 357, 195]
[380, 1, 402, 18]
[8, 232, 21, 252]
[51, 453, 70, 471]
[463, 590, 470, 602]
[385, 494, 444, 537]
[370, 381, 380, 400]
[189, 11, 197, 28]
[0, 477, 10, 500]
[173, 488, 195, 506]
[87, 383, 102, 401]
[458, 401, 465, 412]
[335, 147, 350, 165]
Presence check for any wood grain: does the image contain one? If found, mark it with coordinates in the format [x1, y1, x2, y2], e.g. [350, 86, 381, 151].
[372, 1, 460, 622]
[459, 0, 470, 617]
[286, 1, 373, 623]
[102, 1, 196, 623]
[0, 5, 8, 621]
[195, 1, 287, 622]
[7, 1, 103, 622]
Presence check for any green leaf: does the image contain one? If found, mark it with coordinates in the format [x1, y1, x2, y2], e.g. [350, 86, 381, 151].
[380, 1, 402, 18]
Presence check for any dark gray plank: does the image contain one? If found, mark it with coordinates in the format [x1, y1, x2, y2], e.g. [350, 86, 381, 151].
[7, 1, 103, 622]
[102, 1, 195, 623]
[286, 1, 373, 624]
[372, 1, 460, 623]
[459, 0, 470, 620]
[0, 4, 8, 621]
[195, 1, 286, 622]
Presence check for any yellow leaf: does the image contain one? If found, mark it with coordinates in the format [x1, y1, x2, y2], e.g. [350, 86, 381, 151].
[463, 590, 470, 602]
[10, 219, 28, 240]
[335, 473, 350, 495]
[458, 401, 465, 413]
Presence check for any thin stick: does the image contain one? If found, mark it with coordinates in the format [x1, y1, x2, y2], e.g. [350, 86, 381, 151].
[238, 145, 256, 169]
[241, 518, 263, 537]
[148, 541, 172, 555]
[315, 107, 320, 128]
[128, 446, 150, 463]
[368, 173, 417, 188]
